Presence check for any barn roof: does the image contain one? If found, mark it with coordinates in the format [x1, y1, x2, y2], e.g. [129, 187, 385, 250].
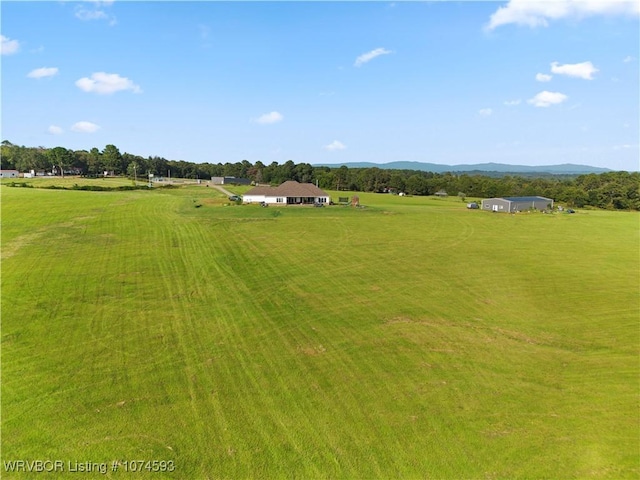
[245, 181, 328, 197]
[502, 196, 553, 202]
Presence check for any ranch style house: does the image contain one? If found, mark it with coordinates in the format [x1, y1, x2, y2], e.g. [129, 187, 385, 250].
[482, 196, 554, 213]
[243, 180, 330, 205]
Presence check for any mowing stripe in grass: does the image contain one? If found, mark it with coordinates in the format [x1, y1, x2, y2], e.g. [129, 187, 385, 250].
[2, 186, 638, 478]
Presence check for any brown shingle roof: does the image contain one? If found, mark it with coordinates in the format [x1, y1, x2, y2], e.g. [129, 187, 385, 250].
[243, 185, 273, 196]
[245, 181, 328, 197]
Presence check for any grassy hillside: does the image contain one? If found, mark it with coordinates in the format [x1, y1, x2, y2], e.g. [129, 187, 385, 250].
[2, 183, 638, 479]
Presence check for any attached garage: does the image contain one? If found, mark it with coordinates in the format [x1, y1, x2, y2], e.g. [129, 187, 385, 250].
[482, 196, 553, 213]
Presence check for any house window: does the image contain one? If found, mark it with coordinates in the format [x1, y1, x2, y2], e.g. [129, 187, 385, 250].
[276, 197, 283, 203]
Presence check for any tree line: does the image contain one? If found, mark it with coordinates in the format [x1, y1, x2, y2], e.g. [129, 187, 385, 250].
[1, 141, 638, 210]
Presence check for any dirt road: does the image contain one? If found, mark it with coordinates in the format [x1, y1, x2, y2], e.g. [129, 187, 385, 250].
[211, 184, 236, 197]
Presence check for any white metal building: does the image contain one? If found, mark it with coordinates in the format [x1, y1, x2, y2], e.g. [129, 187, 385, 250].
[481, 196, 554, 213]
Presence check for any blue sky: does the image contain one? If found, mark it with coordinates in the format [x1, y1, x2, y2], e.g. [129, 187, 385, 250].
[2, 1, 638, 170]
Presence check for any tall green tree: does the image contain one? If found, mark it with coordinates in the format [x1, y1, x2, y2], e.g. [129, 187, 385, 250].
[102, 144, 123, 174]
[86, 148, 103, 176]
[47, 146, 73, 177]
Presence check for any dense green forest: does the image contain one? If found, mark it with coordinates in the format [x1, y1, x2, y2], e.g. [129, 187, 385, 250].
[2, 141, 638, 210]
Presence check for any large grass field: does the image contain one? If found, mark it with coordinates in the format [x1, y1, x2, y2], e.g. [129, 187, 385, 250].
[2, 180, 638, 479]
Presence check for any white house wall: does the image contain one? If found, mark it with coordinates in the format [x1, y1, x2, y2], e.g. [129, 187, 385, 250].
[244, 194, 329, 205]
[264, 196, 284, 204]
[242, 194, 266, 204]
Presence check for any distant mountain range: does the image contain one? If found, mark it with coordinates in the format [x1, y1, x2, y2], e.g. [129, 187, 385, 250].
[314, 161, 612, 174]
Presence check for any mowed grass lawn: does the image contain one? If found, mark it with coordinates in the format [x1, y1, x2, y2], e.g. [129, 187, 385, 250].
[2, 183, 638, 479]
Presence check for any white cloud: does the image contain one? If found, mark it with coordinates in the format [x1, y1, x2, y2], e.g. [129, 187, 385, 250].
[613, 144, 636, 150]
[528, 91, 568, 107]
[354, 48, 392, 67]
[27, 67, 59, 79]
[48, 125, 64, 135]
[324, 140, 346, 151]
[75, 6, 107, 20]
[254, 111, 283, 125]
[95, 0, 115, 4]
[71, 121, 101, 133]
[486, 0, 640, 30]
[478, 108, 493, 117]
[551, 61, 598, 79]
[75, 2, 117, 25]
[623, 55, 634, 63]
[1, 35, 20, 55]
[504, 99, 522, 106]
[536, 73, 552, 82]
[76, 72, 142, 94]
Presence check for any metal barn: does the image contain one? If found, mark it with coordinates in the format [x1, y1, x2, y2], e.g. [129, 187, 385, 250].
[481, 196, 553, 213]
[211, 176, 251, 185]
